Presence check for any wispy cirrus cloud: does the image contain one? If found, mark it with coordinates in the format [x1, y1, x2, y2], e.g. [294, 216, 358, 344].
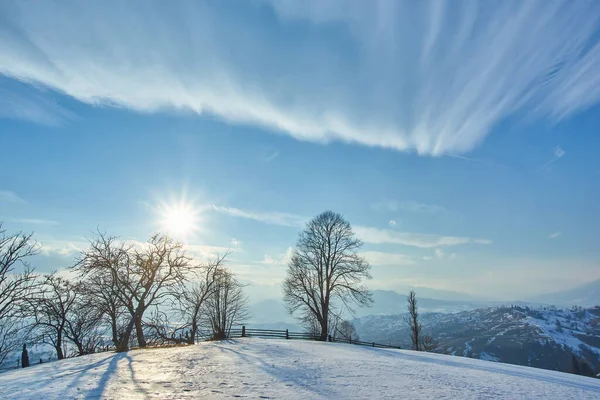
[0, 78, 73, 125]
[264, 150, 280, 163]
[212, 204, 491, 249]
[538, 146, 566, 170]
[0, 190, 26, 204]
[353, 226, 491, 249]
[360, 251, 414, 266]
[0, 1, 598, 155]
[211, 205, 306, 228]
[548, 231, 561, 239]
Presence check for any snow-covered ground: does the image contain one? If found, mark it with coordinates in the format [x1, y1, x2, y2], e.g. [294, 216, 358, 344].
[1, 338, 599, 399]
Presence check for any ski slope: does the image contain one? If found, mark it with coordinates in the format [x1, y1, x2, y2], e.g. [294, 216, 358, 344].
[0, 338, 599, 399]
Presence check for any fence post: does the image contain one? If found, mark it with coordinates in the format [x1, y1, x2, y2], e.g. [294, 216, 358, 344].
[328, 334, 332, 342]
[372, 342, 375, 347]
[286, 329, 289, 339]
[242, 325, 246, 338]
[349, 338, 352, 345]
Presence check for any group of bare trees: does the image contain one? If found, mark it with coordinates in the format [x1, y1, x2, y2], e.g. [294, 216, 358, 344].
[0, 224, 37, 364]
[3, 209, 436, 365]
[0, 224, 249, 363]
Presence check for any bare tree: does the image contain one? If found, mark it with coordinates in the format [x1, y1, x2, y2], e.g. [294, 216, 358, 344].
[419, 334, 438, 353]
[405, 290, 422, 351]
[283, 211, 372, 341]
[148, 253, 229, 344]
[204, 269, 249, 340]
[29, 275, 78, 360]
[84, 273, 127, 348]
[0, 223, 38, 364]
[74, 232, 191, 352]
[336, 320, 360, 342]
[63, 282, 105, 356]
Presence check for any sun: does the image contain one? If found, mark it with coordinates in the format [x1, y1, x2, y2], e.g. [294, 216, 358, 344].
[157, 200, 201, 241]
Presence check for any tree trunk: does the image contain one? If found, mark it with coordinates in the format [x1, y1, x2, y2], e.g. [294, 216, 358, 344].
[110, 314, 119, 348]
[190, 320, 197, 345]
[135, 312, 146, 348]
[76, 342, 84, 356]
[55, 331, 64, 360]
[117, 317, 136, 352]
[320, 315, 328, 341]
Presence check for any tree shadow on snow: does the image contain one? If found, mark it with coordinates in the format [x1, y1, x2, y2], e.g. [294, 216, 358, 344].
[84, 353, 129, 398]
[215, 344, 331, 397]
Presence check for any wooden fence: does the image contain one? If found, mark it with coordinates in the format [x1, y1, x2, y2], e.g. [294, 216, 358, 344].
[227, 326, 402, 350]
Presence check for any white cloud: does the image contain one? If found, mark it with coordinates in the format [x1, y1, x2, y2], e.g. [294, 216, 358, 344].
[388, 219, 397, 226]
[354, 226, 492, 248]
[212, 205, 306, 228]
[231, 238, 240, 246]
[5, 218, 59, 225]
[422, 256, 433, 261]
[39, 239, 87, 257]
[373, 200, 446, 214]
[1, 2, 598, 155]
[0, 190, 26, 204]
[260, 247, 294, 266]
[184, 244, 233, 262]
[360, 251, 414, 266]
[213, 204, 491, 249]
[435, 248, 445, 259]
[548, 231, 561, 239]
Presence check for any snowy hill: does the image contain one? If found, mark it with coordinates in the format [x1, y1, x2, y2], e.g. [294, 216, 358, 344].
[1, 339, 599, 399]
[354, 305, 600, 374]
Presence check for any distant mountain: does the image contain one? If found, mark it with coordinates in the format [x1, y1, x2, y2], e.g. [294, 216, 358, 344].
[354, 290, 495, 317]
[248, 299, 295, 324]
[353, 305, 600, 375]
[249, 290, 492, 323]
[527, 279, 600, 307]
[385, 285, 491, 302]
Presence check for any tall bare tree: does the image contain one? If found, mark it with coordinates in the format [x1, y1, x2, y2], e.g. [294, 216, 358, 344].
[74, 232, 190, 352]
[283, 211, 372, 340]
[204, 269, 248, 340]
[0, 223, 38, 364]
[405, 290, 422, 351]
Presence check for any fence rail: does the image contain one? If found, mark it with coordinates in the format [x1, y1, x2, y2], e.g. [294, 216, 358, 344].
[227, 326, 401, 350]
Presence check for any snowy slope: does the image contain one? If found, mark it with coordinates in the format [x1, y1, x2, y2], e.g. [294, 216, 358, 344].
[0, 339, 599, 399]
[355, 305, 600, 373]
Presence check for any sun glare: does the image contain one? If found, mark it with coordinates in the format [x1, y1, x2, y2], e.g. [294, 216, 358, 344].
[158, 200, 201, 241]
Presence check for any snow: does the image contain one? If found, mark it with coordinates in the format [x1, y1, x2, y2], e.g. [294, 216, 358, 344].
[524, 309, 600, 356]
[479, 352, 500, 362]
[1, 338, 599, 399]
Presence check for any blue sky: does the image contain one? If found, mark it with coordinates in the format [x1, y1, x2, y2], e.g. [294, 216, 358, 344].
[1, 0, 599, 302]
